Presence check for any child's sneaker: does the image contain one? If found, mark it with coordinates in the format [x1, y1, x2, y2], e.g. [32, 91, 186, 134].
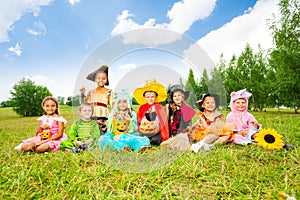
[71, 147, 80, 153]
[79, 144, 88, 150]
[283, 144, 294, 150]
[203, 143, 214, 151]
[138, 146, 152, 153]
[191, 140, 204, 153]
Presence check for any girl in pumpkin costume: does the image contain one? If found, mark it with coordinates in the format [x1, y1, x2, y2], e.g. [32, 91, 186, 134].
[98, 89, 150, 152]
[191, 93, 234, 152]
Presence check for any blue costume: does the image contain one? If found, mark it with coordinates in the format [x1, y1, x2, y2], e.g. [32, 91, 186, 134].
[98, 89, 150, 152]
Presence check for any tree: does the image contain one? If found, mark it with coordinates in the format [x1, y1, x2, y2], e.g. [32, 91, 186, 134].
[207, 67, 227, 109]
[66, 95, 80, 106]
[0, 100, 12, 108]
[198, 69, 209, 95]
[269, 0, 300, 113]
[10, 78, 52, 117]
[184, 69, 199, 108]
[57, 96, 65, 105]
[224, 55, 238, 104]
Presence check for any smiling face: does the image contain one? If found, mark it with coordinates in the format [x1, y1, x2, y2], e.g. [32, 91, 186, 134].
[202, 96, 216, 112]
[172, 90, 184, 105]
[42, 99, 57, 116]
[233, 98, 247, 112]
[95, 72, 107, 87]
[144, 91, 157, 105]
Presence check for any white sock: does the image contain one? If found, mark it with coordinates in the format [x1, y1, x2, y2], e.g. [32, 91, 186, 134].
[203, 143, 215, 151]
[14, 143, 22, 151]
[191, 140, 204, 153]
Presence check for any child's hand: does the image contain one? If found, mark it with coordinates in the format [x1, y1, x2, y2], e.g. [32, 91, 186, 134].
[239, 130, 248, 137]
[113, 135, 120, 141]
[250, 121, 259, 129]
[74, 140, 85, 146]
[40, 124, 50, 130]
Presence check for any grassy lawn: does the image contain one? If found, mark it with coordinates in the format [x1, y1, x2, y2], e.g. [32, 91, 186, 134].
[0, 106, 299, 199]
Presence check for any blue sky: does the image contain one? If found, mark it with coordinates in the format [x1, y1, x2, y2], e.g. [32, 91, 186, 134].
[0, 0, 280, 102]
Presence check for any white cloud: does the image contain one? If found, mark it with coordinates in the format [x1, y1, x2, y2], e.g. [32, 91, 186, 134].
[68, 0, 80, 5]
[0, 0, 53, 43]
[8, 43, 22, 56]
[111, 0, 216, 45]
[27, 21, 47, 36]
[197, 0, 280, 62]
[167, 0, 216, 33]
[111, 10, 166, 36]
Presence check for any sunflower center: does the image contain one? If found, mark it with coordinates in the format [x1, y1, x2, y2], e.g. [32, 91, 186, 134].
[264, 134, 275, 143]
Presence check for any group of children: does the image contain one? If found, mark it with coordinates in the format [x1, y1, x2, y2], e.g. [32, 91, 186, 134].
[15, 64, 291, 154]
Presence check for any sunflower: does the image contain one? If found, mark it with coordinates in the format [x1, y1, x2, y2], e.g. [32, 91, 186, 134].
[255, 128, 284, 150]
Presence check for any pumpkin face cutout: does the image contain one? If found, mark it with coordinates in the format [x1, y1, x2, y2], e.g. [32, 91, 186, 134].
[139, 121, 156, 135]
[41, 130, 51, 140]
[113, 119, 129, 135]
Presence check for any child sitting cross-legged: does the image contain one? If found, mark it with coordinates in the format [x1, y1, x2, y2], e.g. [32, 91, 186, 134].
[98, 89, 151, 152]
[60, 103, 100, 153]
[190, 93, 234, 152]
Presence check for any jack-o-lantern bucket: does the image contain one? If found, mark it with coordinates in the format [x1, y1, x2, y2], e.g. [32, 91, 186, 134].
[113, 119, 129, 135]
[41, 130, 51, 140]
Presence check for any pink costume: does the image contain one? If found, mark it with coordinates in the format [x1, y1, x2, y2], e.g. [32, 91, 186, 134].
[22, 115, 68, 151]
[226, 89, 260, 145]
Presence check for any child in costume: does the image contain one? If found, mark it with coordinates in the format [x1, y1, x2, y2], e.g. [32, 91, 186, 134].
[190, 93, 234, 152]
[160, 85, 196, 151]
[14, 96, 68, 153]
[227, 89, 294, 149]
[85, 65, 114, 134]
[226, 89, 261, 145]
[98, 89, 151, 152]
[134, 79, 169, 145]
[60, 103, 100, 153]
[165, 85, 196, 137]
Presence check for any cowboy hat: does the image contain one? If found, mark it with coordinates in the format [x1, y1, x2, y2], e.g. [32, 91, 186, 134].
[133, 79, 167, 105]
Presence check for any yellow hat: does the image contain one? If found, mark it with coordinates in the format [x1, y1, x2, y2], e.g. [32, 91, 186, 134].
[133, 79, 167, 105]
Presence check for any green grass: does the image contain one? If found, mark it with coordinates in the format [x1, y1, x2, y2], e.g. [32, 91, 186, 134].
[0, 106, 299, 199]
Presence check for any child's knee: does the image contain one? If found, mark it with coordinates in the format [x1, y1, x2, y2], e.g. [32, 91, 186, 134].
[35, 144, 50, 153]
[21, 142, 35, 152]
